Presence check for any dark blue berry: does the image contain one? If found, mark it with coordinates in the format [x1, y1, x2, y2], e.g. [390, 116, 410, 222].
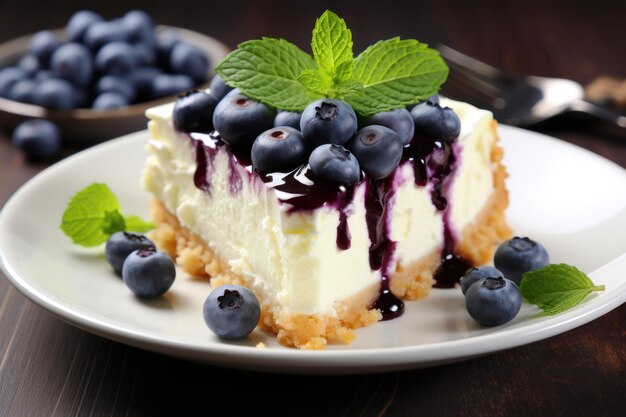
[105, 231, 155, 275]
[128, 67, 162, 99]
[29, 31, 60, 65]
[309, 144, 360, 185]
[8, 79, 37, 104]
[460, 266, 504, 295]
[208, 74, 233, 100]
[411, 101, 461, 143]
[252, 127, 308, 172]
[34, 70, 53, 83]
[0, 68, 28, 97]
[123, 10, 156, 45]
[67, 11, 103, 43]
[465, 277, 521, 326]
[273, 111, 301, 130]
[122, 249, 176, 299]
[203, 285, 261, 340]
[96, 75, 136, 101]
[348, 125, 403, 179]
[12, 119, 61, 162]
[92, 92, 129, 109]
[84, 20, 132, 51]
[50, 43, 94, 87]
[300, 98, 357, 147]
[494, 237, 549, 285]
[426, 94, 439, 104]
[133, 43, 157, 67]
[173, 90, 218, 132]
[150, 74, 194, 99]
[169, 43, 209, 84]
[156, 29, 179, 65]
[95, 42, 137, 75]
[364, 109, 415, 145]
[33, 79, 77, 109]
[17, 55, 40, 77]
[212, 89, 275, 148]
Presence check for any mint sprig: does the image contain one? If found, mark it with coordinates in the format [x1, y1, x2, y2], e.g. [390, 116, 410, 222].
[215, 10, 447, 115]
[60, 183, 154, 247]
[520, 264, 606, 315]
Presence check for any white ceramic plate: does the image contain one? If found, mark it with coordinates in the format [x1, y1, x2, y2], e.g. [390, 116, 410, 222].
[1, 127, 625, 375]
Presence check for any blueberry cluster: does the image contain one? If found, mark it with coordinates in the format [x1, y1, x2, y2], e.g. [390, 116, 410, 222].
[0, 10, 209, 110]
[175, 89, 462, 186]
[460, 236, 549, 326]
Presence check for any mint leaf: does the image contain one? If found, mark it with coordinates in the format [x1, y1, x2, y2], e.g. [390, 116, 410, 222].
[334, 60, 353, 83]
[311, 10, 353, 79]
[215, 38, 318, 111]
[349, 38, 448, 115]
[60, 183, 154, 247]
[519, 264, 606, 315]
[297, 69, 331, 96]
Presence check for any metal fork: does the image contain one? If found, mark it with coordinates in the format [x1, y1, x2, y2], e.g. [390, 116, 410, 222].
[437, 44, 626, 129]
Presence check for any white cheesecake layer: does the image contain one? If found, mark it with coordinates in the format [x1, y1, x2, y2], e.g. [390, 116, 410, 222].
[142, 98, 496, 316]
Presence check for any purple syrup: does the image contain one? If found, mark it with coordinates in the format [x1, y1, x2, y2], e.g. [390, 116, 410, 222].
[373, 276, 404, 321]
[433, 214, 472, 288]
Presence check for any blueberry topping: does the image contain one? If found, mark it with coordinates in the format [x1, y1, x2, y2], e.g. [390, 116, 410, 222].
[212, 89, 275, 148]
[173, 90, 218, 132]
[11, 119, 61, 162]
[465, 277, 522, 326]
[105, 231, 155, 275]
[411, 101, 461, 143]
[300, 98, 357, 147]
[67, 11, 103, 43]
[0, 67, 28, 97]
[273, 111, 301, 130]
[169, 43, 209, 84]
[150, 74, 194, 99]
[50, 43, 94, 87]
[494, 237, 549, 285]
[208, 74, 233, 101]
[96, 75, 136, 101]
[460, 266, 504, 295]
[33, 79, 78, 109]
[122, 248, 176, 299]
[347, 125, 403, 179]
[309, 144, 360, 185]
[95, 42, 137, 75]
[29, 31, 60, 65]
[363, 108, 415, 145]
[92, 92, 129, 109]
[202, 285, 261, 340]
[252, 126, 308, 172]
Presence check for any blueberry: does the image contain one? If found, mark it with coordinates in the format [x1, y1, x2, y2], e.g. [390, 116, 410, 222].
[173, 90, 218, 132]
[133, 43, 157, 67]
[252, 127, 308, 172]
[84, 20, 132, 51]
[92, 92, 129, 109]
[96, 75, 136, 102]
[169, 43, 209, 84]
[67, 10, 103, 43]
[273, 111, 301, 130]
[128, 67, 162, 99]
[8, 79, 37, 104]
[33, 79, 77, 109]
[460, 266, 504, 295]
[411, 101, 461, 143]
[34, 70, 53, 83]
[426, 94, 440, 104]
[0, 68, 28, 97]
[123, 10, 156, 45]
[208, 74, 233, 101]
[95, 42, 137, 75]
[29, 31, 60, 65]
[150, 74, 194, 99]
[300, 98, 357, 147]
[17, 55, 40, 77]
[212, 89, 275, 148]
[363, 109, 415, 145]
[203, 285, 261, 340]
[105, 231, 155, 275]
[309, 144, 360, 185]
[50, 43, 94, 87]
[347, 125, 403, 179]
[122, 248, 175, 299]
[12, 119, 61, 162]
[465, 277, 521, 326]
[494, 237, 549, 285]
[156, 29, 180, 65]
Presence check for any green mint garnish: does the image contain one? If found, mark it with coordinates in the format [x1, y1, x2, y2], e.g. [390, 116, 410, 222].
[519, 264, 606, 315]
[60, 183, 154, 247]
[215, 10, 448, 115]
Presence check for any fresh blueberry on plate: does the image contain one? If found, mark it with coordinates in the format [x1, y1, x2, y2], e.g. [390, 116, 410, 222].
[494, 237, 549, 284]
[460, 266, 504, 295]
[203, 285, 261, 340]
[122, 248, 176, 299]
[105, 231, 155, 275]
[465, 277, 522, 326]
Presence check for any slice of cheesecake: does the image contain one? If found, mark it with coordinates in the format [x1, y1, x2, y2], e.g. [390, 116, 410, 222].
[141, 97, 511, 349]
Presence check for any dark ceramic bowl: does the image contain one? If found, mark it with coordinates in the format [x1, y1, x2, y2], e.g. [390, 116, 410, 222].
[0, 26, 230, 144]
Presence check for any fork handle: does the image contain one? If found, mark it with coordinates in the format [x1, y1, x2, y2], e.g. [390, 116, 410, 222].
[568, 100, 626, 129]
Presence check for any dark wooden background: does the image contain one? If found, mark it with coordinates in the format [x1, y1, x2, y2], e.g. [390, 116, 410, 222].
[1, 0, 625, 415]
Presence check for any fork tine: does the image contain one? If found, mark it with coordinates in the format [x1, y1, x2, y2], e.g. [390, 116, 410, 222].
[446, 61, 504, 98]
[437, 44, 517, 86]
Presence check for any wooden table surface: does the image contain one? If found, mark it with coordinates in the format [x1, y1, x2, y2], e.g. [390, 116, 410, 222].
[1, 0, 625, 415]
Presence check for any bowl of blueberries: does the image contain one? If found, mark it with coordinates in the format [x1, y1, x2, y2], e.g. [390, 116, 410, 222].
[0, 10, 230, 153]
